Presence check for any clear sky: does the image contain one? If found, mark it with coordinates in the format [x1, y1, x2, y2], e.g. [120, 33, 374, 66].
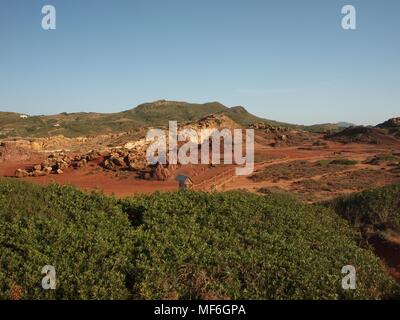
[0, 0, 399, 125]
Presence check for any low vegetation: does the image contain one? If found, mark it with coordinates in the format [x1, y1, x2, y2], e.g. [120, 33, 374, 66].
[257, 186, 294, 196]
[376, 117, 400, 139]
[0, 179, 398, 299]
[326, 126, 400, 145]
[326, 184, 400, 237]
[329, 159, 358, 166]
[0, 180, 134, 299]
[250, 159, 357, 183]
[291, 169, 400, 202]
[1, 100, 373, 139]
[364, 154, 400, 166]
[0, 101, 290, 138]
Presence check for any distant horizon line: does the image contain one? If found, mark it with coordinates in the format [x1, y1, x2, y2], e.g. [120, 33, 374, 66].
[0, 98, 395, 127]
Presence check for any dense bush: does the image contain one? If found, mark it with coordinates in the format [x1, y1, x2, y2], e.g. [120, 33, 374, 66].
[0, 179, 398, 299]
[326, 184, 400, 235]
[121, 191, 398, 299]
[0, 179, 134, 299]
[329, 159, 358, 165]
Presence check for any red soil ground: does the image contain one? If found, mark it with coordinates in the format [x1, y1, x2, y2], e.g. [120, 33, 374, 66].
[0, 156, 241, 197]
[0, 139, 397, 197]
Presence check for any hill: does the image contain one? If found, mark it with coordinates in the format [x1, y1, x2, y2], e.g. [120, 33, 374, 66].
[0, 178, 398, 299]
[0, 100, 293, 138]
[325, 184, 400, 282]
[326, 126, 400, 145]
[326, 184, 400, 238]
[123, 100, 228, 125]
[218, 106, 295, 128]
[299, 122, 355, 133]
[1, 100, 380, 139]
[377, 117, 400, 139]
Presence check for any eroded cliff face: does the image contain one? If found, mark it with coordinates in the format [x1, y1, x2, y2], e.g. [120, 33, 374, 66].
[0, 141, 35, 162]
[9, 114, 244, 179]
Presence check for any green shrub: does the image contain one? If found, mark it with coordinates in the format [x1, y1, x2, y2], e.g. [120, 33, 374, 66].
[121, 191, 398, 300]
[0, 179, 398, 300]
[326, 184, 400, 235]
[364, 154, 400, 165]
[0, 179, 134, 299]
[329, 159, 358, 165]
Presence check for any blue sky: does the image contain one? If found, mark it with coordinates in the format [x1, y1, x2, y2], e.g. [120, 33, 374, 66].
[0, 0, 399, 125]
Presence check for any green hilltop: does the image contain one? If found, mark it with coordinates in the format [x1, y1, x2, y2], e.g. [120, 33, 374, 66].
[0, 100, 372, 139]
[0, 100, 294, 138]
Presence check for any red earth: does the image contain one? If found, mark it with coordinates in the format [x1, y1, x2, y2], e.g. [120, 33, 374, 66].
[1, 139, 398, 197]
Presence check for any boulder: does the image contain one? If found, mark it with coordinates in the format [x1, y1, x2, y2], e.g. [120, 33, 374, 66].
[102, 158, 117, 170]
[85, 151, 100, 161]
[128, 163, 137, 171]
[57, 161, 69, 170]
[41, 159, 51, 168]
[124, 142, 136, 150]
[152, 163, 170, 181]
[74, 159, 87, 168]
[32, 170, 46, 177]
[111, 156, 125, 167]
[43, 166, 53, 174]
[15, 169, 29, 178]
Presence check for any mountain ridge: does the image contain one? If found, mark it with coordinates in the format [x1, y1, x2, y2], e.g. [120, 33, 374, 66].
[0, 100, 398, 139]
[0, 100, 288, 138]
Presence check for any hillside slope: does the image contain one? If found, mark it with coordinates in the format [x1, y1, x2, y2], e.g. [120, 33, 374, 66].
[326, 126, 400, 146]
[377, 117, 400, 139]
[219, 106, 296, 128]
[300, 122, 354, 133]
[0, 100, 286, 138]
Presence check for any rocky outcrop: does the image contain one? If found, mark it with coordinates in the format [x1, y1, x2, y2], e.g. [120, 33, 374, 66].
[250, 123, 288, 133]
[377, 117, 400, 139]
[14, 150, 100, 178]
[10, 110, 248, 180]
[378, 117, 400, 128]
[14, 169, 29, 178]
[0, 141, 34, 163]
[152, 163, 171, 181]
[101, 148, 150, 172]
[326, 126, 400, 145]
